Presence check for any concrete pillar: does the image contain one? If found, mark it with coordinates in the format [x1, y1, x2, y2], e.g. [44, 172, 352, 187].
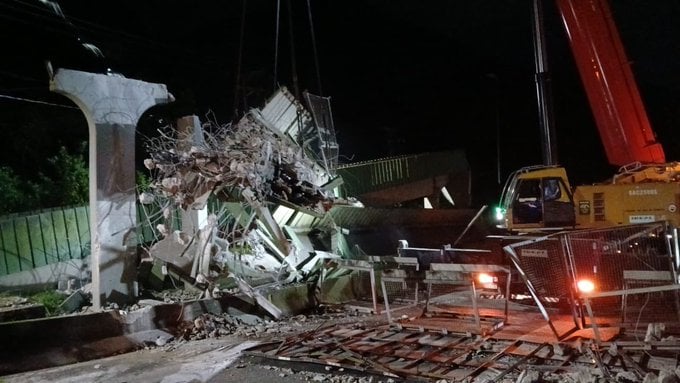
[176, 115, 204, 152]
[51, 69, 172, 309]
[176, 115, 208, 233]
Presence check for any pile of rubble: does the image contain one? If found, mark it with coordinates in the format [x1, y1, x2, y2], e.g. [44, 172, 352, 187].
[0, 295, 40, 322]
[176, 313, 306, 341]
[0, 295, 29, 309]
[136, 88, 347, 320]
[170, 305, 371, 343]
[256, 364, 398, 383]
[142, 113, 332, 212]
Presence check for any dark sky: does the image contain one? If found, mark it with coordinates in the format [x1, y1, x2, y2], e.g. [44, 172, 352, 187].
[1, 0, 680, 205]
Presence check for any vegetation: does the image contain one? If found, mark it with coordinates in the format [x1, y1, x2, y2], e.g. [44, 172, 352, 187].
[136, 170, 152, 193]
[29, 290, 65, 316]
[40, 143, 89, 207]
[0, 166, 24, 215]
[0, 143, 89, 215]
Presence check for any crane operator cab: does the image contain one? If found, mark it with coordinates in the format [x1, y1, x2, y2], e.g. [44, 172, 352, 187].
[495, 166, 576, 232]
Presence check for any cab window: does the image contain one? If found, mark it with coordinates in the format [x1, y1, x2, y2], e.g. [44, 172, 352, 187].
[542, 178, 561, 201]
[517, 179, 541, 202]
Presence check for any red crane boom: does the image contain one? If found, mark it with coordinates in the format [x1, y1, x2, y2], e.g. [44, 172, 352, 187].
[556, 0, 665, 166]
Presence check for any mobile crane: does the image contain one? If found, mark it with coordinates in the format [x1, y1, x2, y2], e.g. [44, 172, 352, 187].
[495, 0, 680, 233]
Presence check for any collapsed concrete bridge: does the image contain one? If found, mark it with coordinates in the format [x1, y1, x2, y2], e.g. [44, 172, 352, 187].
[4, 69, 680, 382]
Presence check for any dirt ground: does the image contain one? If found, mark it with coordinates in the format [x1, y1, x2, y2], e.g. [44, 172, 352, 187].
[2, 335, 399, 383]
[2, 309, 392, 383]
[3, 298, 677, 383]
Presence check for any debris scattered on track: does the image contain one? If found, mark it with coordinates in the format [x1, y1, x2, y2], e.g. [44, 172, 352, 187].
[243, 321, 680, 382]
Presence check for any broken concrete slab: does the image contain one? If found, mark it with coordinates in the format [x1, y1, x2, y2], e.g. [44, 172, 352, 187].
[0, 303, 46, 322]
[58, 290, 87, 314]
[125, 329, 174, 347]
[236, 277, 283, 320]
[136, 299, 165, 307]
[148, 232, 196, 272]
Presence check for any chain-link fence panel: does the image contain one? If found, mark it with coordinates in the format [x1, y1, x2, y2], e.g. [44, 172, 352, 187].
[563, 223, 674, 296]
[563, 222, 680, 329]
[504, 235, 571, 302]
[505, 222, 680, 340]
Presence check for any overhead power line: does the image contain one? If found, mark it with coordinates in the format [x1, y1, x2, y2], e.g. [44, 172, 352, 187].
[0, 93, 79, 109]
[0, 0, 223, 66]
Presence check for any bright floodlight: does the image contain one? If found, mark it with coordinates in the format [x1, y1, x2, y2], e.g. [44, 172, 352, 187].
[478, 273, 494, 284]
[577, 279, 595, 294]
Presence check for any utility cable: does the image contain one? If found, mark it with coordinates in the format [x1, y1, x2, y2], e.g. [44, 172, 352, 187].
[0, 69, 44, 84]
[0, 93, 78, 109]
[6, 0, 207, 54]
[1, 0, 222, 66]
[0, 12, 76, 38]
[285, 0, 300, 99]
[273, 0, 281, 90]
[0, 11, 220, 70]
[232, 0, 248, 122]
[306, 0, 323, 96]
[1, 0, 67, 24]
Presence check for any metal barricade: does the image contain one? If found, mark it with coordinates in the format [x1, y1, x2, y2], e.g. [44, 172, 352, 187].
[505, 222, 680, 342]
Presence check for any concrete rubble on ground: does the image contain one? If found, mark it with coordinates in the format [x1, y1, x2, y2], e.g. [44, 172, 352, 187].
[0, 296, 29, 308]
[0, 295, 46, 321]
[122, 303, 373, 353]
[256, 364, 397, 383]
[243, 320, 680, 383]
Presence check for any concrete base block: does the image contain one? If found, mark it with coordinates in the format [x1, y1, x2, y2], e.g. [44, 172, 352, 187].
[267, 284, 314, 316]
[263, 274, 369, 317]
[0, 259, 87, 292]
[320, 274, 369, 304]
[0, 294, 264, 375]
[0, 304, 46, 322]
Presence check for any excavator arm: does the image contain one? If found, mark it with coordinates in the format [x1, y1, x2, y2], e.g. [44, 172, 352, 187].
[556, 0, 665, 166]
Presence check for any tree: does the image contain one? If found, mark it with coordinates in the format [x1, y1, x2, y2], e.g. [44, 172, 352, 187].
[0, 166, 24, 214]
[0, 143, 91, 216]
[37, 143, 89, 207]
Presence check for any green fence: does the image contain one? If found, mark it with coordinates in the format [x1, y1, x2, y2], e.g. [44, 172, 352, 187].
[0, 204, 171, 277]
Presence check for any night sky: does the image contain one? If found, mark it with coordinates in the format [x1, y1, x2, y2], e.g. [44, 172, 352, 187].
[1, 0, 680, 206]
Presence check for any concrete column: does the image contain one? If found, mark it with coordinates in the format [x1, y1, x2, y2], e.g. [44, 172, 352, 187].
[176, 115, 208, 233]
[176, 115, 204, 152]
[51, 69, 172, 309]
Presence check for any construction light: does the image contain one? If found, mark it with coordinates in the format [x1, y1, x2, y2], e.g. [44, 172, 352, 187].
[478, 273, 495, 284]
[576, 279, 595, 294]
[494, 206, 505, 221]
